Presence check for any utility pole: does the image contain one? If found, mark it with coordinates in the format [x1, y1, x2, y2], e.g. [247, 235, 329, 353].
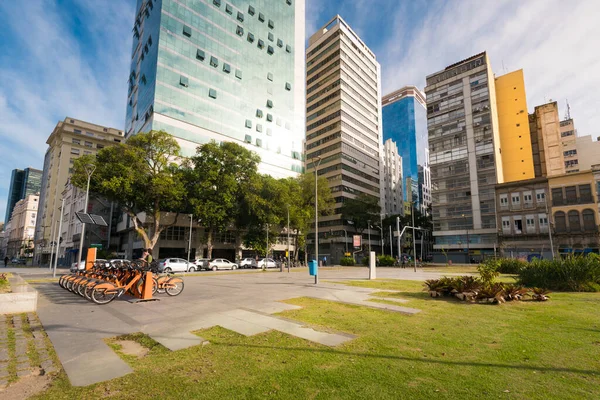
[287, 205, 290, 273]
[187, 214, 193, 265]
[312, 156, 322, 284]
[412, 202, 416, 272]
[53, 198, 65, 278]
[76, 164, 96, 270]
[389, 225, 393, 258]
[396, 216, 401, 259]
[367, 219, 372, 255]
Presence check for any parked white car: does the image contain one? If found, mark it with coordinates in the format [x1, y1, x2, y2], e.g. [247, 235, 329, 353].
[207, 258, 238, 271]
[70, 259, 109, 272]
[257, 258, 277, 269]
[194, 258, 210, 271]
[157, 258, 192, 273]
[240, 258, 257, 269]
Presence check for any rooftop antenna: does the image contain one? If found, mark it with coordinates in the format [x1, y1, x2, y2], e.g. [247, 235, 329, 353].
[565, 99, 571, 120]
[502, 60, 506, 74]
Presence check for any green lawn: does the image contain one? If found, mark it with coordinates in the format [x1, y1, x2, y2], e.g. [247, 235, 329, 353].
[34, 279, 600, 399]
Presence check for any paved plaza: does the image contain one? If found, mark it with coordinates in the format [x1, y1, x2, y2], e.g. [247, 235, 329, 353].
[24, 267, 459, 386]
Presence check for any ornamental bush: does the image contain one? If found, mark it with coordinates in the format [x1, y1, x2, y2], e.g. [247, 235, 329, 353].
[340, 257, 355, 266]
[377, 255, 396, 266]
[517, 255, 600, 292]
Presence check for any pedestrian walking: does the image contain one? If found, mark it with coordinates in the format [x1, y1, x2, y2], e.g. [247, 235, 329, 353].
[3, 256, 8, 267]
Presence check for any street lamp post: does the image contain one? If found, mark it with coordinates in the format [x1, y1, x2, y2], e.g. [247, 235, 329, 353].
[76, 164, 96, 270]
[367, 219, 372, 255]
[412, 202, 417, 272]
[187, 214, 193, 265]
[311, 156, 322, 285]
[287, 204, 291, 273]
[53, 198, 65, 278]
[342, 229, 348, 255]
[461, 213, 470, 264]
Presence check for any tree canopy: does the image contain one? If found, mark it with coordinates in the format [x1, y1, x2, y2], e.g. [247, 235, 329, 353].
[340, 193, 381, 234]
[71, 130, 185, 250]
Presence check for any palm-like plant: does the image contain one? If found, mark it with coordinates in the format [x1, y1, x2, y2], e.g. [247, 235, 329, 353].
[531, 287, 551, 301]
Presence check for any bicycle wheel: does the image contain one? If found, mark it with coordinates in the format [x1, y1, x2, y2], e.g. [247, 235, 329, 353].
[91, 286, 118, 305]
[77, 280, 88, 297]
[165, 278, 184, 296]
[84, 282, 96, 300]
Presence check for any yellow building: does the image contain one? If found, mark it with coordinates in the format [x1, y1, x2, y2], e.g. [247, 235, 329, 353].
[495, 69, 534, 182]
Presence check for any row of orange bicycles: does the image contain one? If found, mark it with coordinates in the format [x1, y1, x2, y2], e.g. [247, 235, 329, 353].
[58, 260, 184, 304]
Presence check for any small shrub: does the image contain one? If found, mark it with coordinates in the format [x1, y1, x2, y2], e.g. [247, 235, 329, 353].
[477, 259, 500, 285]
[496, 258, 527, 274]
[340, 257, 355, 266]
[377, 255, 395, 266]
[0, 273, 8, 283]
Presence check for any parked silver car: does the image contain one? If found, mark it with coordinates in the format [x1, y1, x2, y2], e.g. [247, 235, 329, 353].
[257, 258, 277, 269]
[240, 258, 257, 269]
[194, 258, 210, 271]
[207, 258, 238, 271]
[157, 258, 192, 273]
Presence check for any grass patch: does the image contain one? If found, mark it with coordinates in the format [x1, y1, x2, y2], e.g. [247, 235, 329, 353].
[34, 279, 600, 399]
[5, 318, 17, 383]
[21, 314, 41, 367]
[0, 273, 12, 293]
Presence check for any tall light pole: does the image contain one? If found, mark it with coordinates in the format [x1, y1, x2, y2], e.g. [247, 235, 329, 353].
[311, 156, 322, 284]
[412, 202, 416, 272]
[287, 205, 290, 273]
[367, 219, 372, 255]
[77, 164, 96, 269]
[187, 214, 193, 265]
[461, 213, 470, 264]
[266, 223, 269, 259]
[53, 198, 65, 278]
[342, 229, 348, 255]
[544, 195, 555, 260]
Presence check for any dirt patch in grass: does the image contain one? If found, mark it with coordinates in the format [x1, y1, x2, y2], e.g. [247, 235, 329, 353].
[0, 374, 52, 400]
[114, 340, 149, 359]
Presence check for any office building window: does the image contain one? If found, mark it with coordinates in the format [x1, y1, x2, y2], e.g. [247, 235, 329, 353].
[210, 56, 219, 67]
[235, 69, 242, 79]
[196, 49, 205, 61]
[183, 25, 192, 37]
[256, 109, 263, 118]
[237, 12, 244, 22]
[208, 89, 217, 99]
[236, 26, 244, 36]
[247, 32, 255, 43]
[180, 75, 189, 87]
[258, 39, 264, 49]
[248, 5, 255, 15]
[244, 134, 252, 143]
[225, 4, 232, 14]
[277, 38, 283, 48]
[245, 120, 252, 129]
[267, 72, 273, 81]
[268, 20, 274, 29]
[223, 63, 231, 73]
[258, 12, 265, 22]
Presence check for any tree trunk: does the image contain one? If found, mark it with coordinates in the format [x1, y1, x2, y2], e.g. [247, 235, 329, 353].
[206, 226, 214, 259]
[235, 232, 243, 262]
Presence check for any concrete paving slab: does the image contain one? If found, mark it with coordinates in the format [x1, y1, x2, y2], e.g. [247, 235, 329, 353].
[147, 330, 206, 351]
[30, 267, 432, 386]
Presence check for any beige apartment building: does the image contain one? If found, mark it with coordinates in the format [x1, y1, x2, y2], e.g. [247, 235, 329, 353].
[529, 102, 565, 178]
[6, 194, 39, 259]
[304, 15, 383, 264]
[34, 117, 124, 265]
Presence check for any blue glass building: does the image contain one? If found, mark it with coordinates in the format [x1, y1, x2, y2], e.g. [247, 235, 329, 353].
[4, 167, 42, 224]
[381, 86, 430, 212]
[125, 0, 306, 178]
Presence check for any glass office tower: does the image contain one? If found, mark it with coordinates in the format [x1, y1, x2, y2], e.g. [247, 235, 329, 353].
[382, 86, 430, 213]
[125, 0, 305, 178]
[4, 168, 42, 224]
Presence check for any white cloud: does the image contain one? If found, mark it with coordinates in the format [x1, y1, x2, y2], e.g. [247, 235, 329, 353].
[377, 0, 600, 138]
[0, 0, 134, 223]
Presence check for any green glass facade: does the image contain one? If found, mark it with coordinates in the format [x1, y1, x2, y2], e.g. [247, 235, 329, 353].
[4, 168, 42, 224]
[126, 0, 305, 177]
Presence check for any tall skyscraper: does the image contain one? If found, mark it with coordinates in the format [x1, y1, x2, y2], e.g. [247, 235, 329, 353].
[495, 69, 534, 182]
[305, 15, 383, 263]
[4, 167, 42, 224]
[381, 139, 403, 216]
[125, 0, 305, 178]
[34, 118, 124, 265]
[381, 86, 430, 213]
[425, 52, 503, 259]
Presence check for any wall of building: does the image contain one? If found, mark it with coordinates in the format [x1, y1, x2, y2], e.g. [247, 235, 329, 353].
[534, 102, 564, 177]
[6, 194, 38, 258]
[126, 0, 306, 178]
[495, 69, 534, 182]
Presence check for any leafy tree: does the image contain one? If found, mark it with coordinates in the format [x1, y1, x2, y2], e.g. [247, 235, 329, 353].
[340, 193, 380, 235]
[71, 130, 185, 250]
[188, 141, 260, 259]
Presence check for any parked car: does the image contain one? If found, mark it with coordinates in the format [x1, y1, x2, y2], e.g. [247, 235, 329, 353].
[70, 259, 109, 272]
[239, 258, 257, 269]
[207, 258, 238, 271]
[194, 258, 210, 271]
[109, 259, 130, 266]
[10, 257, 26, 265]
[257, 258, 277, 269]
[157, 258, 192, 273]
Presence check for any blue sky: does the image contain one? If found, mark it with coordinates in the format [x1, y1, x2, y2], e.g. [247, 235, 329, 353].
[1, 0, 599, 223]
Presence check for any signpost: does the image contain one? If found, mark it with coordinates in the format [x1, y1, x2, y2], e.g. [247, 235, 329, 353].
[353, 235, 361, 248]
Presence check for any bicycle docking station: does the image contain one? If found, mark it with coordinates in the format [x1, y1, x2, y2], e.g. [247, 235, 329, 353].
[58, 248, 184, 304]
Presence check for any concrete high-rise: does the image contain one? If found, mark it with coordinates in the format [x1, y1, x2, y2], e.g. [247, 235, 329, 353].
[125, 0, 306, 178]
[382, 139, 403, 216]
[425, 52, 503, 260]
[305, 15, 383, 263]
[382, 86, 430, 213]
[4, 168, 42, 225]
[5, 194, 38, 259]
[495, 69, 534, 182]
[34, 118, 124, 265]
[529, 102, 564, 178]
